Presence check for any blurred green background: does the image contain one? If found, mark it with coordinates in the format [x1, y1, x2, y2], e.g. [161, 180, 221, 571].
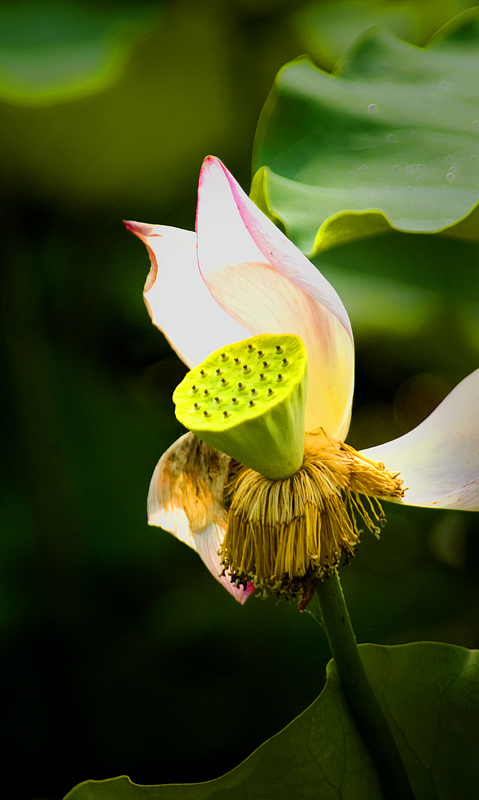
[1, 2, 478, 799]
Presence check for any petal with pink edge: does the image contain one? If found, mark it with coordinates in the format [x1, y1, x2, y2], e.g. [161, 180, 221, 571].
[124, 221, 249, 368]
[360, 369, 479, 511]
[147, 432, 253, 602]
[196, 157, 354, 439]
[192, 521, 253, 604]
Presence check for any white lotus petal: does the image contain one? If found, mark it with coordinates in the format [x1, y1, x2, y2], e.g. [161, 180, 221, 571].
[125, 220, 249, 368]
[361, 369, 479, 510]
[193, 522, 253, 604]
[195, 157, 354, 438]
[197, 157, 352, 334]
[147, 432, 252, 602]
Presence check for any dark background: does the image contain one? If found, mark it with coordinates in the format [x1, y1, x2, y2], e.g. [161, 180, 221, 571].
[1, 2, 478, 798]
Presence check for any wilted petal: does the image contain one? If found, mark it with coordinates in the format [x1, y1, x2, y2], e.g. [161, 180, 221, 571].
[196, 157, 354, 438]
[147, 432, 252, 602]
[361, 369, 479, 510]
[192, 522, 253, 604]
[125, 221, 249, 368]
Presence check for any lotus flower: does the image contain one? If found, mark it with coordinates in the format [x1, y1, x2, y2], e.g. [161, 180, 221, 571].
[125, 157, 479, 604]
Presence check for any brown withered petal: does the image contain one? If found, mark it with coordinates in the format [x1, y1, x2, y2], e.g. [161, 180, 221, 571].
[147, 432, 252, 603]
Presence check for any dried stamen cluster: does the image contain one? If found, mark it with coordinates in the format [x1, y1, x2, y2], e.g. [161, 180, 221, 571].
[221, 430, 405, 601]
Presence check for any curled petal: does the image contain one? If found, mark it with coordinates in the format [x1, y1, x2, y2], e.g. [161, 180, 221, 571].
[124, 221, 249, 368]
[360, 369, 479, 510]
[147, 432, 253, 602]
[196, 157, 354, 438]
[192, 522, 253, 604]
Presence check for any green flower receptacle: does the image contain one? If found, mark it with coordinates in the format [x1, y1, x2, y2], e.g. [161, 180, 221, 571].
[173, 334, 308, 479]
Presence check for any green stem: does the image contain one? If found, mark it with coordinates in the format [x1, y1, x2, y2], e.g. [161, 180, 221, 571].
[313, 571, 414, 800]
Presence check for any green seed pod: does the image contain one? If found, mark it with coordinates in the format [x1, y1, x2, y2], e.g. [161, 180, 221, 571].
[173, 334, 308, 479]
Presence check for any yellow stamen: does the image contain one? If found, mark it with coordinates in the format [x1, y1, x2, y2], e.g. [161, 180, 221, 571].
[221, 430, 404, 600]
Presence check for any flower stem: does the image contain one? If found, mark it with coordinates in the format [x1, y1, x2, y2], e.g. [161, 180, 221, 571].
[312, 571, 414, 800]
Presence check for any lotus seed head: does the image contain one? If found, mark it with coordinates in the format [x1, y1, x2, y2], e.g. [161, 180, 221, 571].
[172, 333, 308, 479]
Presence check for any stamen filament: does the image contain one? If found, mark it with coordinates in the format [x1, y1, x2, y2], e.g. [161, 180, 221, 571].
[221, 431, 404, 599]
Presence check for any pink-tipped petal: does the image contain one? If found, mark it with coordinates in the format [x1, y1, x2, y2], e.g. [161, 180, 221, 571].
[360, 369, 479, 510]
[193, 523, 254, 604]
[125, 220, 249, 368]
[147, 432, 253, 602]
[195, 158, 354, 438]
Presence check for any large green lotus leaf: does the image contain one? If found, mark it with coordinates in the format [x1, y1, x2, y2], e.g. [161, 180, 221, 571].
[64, 642, 479, 800]
[252, 12, 479, 254]
[293, 0, 477, 71]
[0, 1, 156, 106]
